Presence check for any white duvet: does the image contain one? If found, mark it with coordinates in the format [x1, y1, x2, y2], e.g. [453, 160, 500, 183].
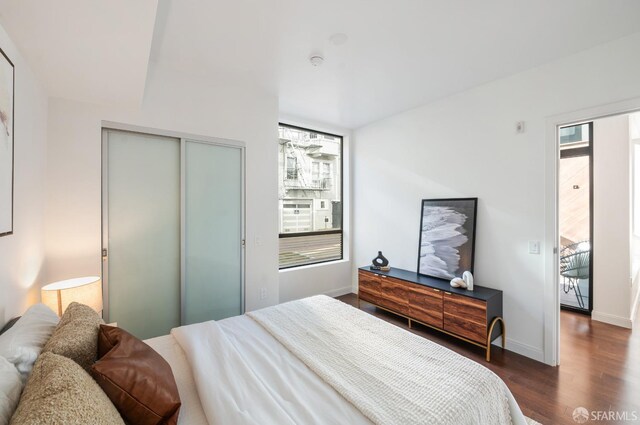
[161, 295, 529, 425]
[170, 314, 370, 425]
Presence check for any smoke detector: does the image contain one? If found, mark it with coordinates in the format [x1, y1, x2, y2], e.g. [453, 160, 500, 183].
[309, 55, 324, 67]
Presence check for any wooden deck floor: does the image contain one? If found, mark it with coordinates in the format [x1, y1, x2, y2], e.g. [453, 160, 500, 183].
[336, 293, 640, 425]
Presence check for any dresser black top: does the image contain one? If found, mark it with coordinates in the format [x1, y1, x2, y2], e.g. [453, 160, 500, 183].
[359, 266, 502, 301]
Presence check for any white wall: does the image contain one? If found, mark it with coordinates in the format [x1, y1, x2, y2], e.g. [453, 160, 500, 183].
[44, 65, 280, 313]
[0, 23, 48, 325]
[278, 114, 353, 302]
[630, 112, 640, 324]
[592, 115, 632, 327]
[353, 32, 640, 362]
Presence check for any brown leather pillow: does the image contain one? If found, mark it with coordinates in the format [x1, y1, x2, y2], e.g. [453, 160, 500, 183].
[91, 325, 181, 425]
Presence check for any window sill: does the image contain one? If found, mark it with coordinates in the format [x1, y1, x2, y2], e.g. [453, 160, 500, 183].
[279, 258, 350, 273]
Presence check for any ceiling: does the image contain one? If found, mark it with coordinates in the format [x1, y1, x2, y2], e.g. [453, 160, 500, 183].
[0, 0, 157, 107]
[150, 0, 640, 128]
[2, 0, 640, 128]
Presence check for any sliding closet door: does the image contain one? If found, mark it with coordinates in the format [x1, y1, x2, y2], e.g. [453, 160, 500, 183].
[104, 130, 181, 339]
[183, 141, 243, 324]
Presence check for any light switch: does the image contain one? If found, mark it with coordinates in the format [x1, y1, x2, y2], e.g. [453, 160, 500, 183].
[528, 240, 540, 255]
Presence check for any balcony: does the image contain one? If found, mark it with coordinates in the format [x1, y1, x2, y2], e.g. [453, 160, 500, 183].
[284, 178, 332, 191]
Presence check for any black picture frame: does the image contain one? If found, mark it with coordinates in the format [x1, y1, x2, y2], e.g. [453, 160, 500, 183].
[417, 198, 478, 280]
[0, 45, 14, 237]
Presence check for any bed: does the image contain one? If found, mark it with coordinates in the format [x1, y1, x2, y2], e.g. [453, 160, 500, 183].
[146, 295, 534, 425]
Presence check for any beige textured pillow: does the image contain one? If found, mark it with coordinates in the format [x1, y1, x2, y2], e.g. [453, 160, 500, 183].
[10, 352, 124, 425]
[42, 302, 104, 371]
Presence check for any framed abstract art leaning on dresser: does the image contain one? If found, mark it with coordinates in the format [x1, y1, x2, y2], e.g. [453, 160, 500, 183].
[0, 45, 14, 237]
[417, 198, 478, 280]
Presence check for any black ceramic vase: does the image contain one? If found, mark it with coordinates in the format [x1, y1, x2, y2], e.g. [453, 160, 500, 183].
[372, 251, 389, 267]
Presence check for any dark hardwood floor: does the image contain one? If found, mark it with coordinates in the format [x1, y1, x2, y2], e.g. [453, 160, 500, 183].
[337, 293, 640, 425]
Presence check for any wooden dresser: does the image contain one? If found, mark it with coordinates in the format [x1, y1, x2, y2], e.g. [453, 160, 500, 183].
[358, 266, 504, 361]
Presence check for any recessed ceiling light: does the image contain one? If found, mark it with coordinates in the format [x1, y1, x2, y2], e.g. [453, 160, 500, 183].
[309, 55, 324, 67]
[329, 33, 348, 46]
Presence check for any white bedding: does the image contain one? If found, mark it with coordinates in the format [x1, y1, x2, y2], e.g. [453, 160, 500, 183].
[171, 314, 372, 425]
[152, 296, 529, 425]
[144, 334, 208, 425]
[248, 295, 526, 425]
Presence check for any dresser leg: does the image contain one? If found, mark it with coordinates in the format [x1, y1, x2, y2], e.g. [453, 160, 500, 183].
[408, 319, 412, 329]
[486, 316, 505, 362]
[357, 296, 360, 309]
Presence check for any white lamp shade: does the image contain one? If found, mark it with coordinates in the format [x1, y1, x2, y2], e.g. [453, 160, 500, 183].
[41, 276, 103, 316]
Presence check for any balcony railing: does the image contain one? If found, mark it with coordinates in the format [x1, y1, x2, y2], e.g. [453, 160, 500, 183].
[283, 178, 332, 191]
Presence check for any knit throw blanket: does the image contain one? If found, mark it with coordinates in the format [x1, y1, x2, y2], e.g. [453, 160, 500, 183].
[248, 295, 515, 425]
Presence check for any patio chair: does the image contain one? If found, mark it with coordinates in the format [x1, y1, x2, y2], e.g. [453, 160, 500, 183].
[560, 243, 590, 309]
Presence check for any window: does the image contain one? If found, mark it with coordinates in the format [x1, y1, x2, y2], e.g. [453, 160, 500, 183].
[286, 156, 298, 180]
[278, 124, 343, 268]
[560, 123, 590, 148]
[322, 163, 331, 188]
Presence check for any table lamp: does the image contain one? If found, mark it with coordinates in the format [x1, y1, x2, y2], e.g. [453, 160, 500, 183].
[41, 276, 103, 317]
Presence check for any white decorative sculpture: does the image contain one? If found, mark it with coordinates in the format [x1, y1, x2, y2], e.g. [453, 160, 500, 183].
[462, 271, 474, 291]
[450, 271, 474, 291]
[450, 277, 466, 288]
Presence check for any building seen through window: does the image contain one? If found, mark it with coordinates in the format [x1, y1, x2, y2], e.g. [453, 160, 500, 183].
[278, 124, 343, 268]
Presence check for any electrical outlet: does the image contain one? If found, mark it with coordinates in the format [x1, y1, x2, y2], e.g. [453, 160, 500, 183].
[260, 288, 267, 300]
[528, 240, 540, 255]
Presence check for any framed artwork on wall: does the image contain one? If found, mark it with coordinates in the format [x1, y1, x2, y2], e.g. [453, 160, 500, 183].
[0, 46, 13, 237]
[417, 198, 478, 280]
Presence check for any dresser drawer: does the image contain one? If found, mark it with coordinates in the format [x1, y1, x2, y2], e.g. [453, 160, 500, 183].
[378, 276, 409, 315]
[358, 270, 381, 297]
[407, 284, 443, 328]
[443, 292, 486, 324]
[443, 292, 487, 344]
[359, 289, 385, 306]
[443, 314, 486, 344]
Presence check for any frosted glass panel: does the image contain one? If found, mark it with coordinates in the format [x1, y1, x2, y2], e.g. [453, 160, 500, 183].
[107, 130, 181, 339]
[184, 141, 242, 324]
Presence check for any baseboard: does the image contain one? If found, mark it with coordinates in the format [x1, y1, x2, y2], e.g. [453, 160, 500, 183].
[592, 310, 633, 329]
[324, 286, 354, 298]
[492, 338, 545, 363]
[631, 287, 640, 328]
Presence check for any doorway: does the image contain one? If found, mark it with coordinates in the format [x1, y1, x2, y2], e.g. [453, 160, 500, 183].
[544, 98, 640, 366]
[558, 122, 593, 313]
